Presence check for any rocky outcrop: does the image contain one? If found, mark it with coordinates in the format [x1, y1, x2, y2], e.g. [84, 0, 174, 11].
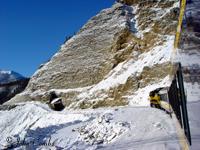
[26, 3, 135, 91]
[8, 0, 180, 108]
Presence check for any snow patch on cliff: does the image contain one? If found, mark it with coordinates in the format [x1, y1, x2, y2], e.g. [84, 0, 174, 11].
[127, 75, 171, 106]
[91, 36, 173, 92]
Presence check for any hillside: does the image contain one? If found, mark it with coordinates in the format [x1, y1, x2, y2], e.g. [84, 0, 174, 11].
[8, 0, 179, 109]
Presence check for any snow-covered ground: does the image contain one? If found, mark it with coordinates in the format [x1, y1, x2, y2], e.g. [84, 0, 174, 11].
[0, 102, 181, 150]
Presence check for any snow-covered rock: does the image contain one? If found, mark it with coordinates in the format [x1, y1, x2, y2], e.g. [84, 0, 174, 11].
[8, 0, 180, 109]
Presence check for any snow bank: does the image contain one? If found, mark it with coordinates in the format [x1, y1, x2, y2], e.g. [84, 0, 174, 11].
[0, 102, 90, 149]
[0, 102, 181, 149]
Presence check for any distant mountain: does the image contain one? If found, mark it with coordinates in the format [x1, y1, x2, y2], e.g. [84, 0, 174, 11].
[0, 70, 29, 104]
[0, 70, 25, 84]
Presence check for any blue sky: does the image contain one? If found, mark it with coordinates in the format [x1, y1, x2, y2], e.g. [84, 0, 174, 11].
[0, 0, 115, 77]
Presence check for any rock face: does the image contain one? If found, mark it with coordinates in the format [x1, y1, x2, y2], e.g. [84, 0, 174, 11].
[9, 0, 180, 108]
[27, 3, 134, 90]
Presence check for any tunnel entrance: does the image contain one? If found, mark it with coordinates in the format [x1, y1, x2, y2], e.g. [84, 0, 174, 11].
[49, 92, 65, 111]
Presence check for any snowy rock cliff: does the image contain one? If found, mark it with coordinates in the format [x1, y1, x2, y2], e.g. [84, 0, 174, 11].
[9, 0, 179, 108]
